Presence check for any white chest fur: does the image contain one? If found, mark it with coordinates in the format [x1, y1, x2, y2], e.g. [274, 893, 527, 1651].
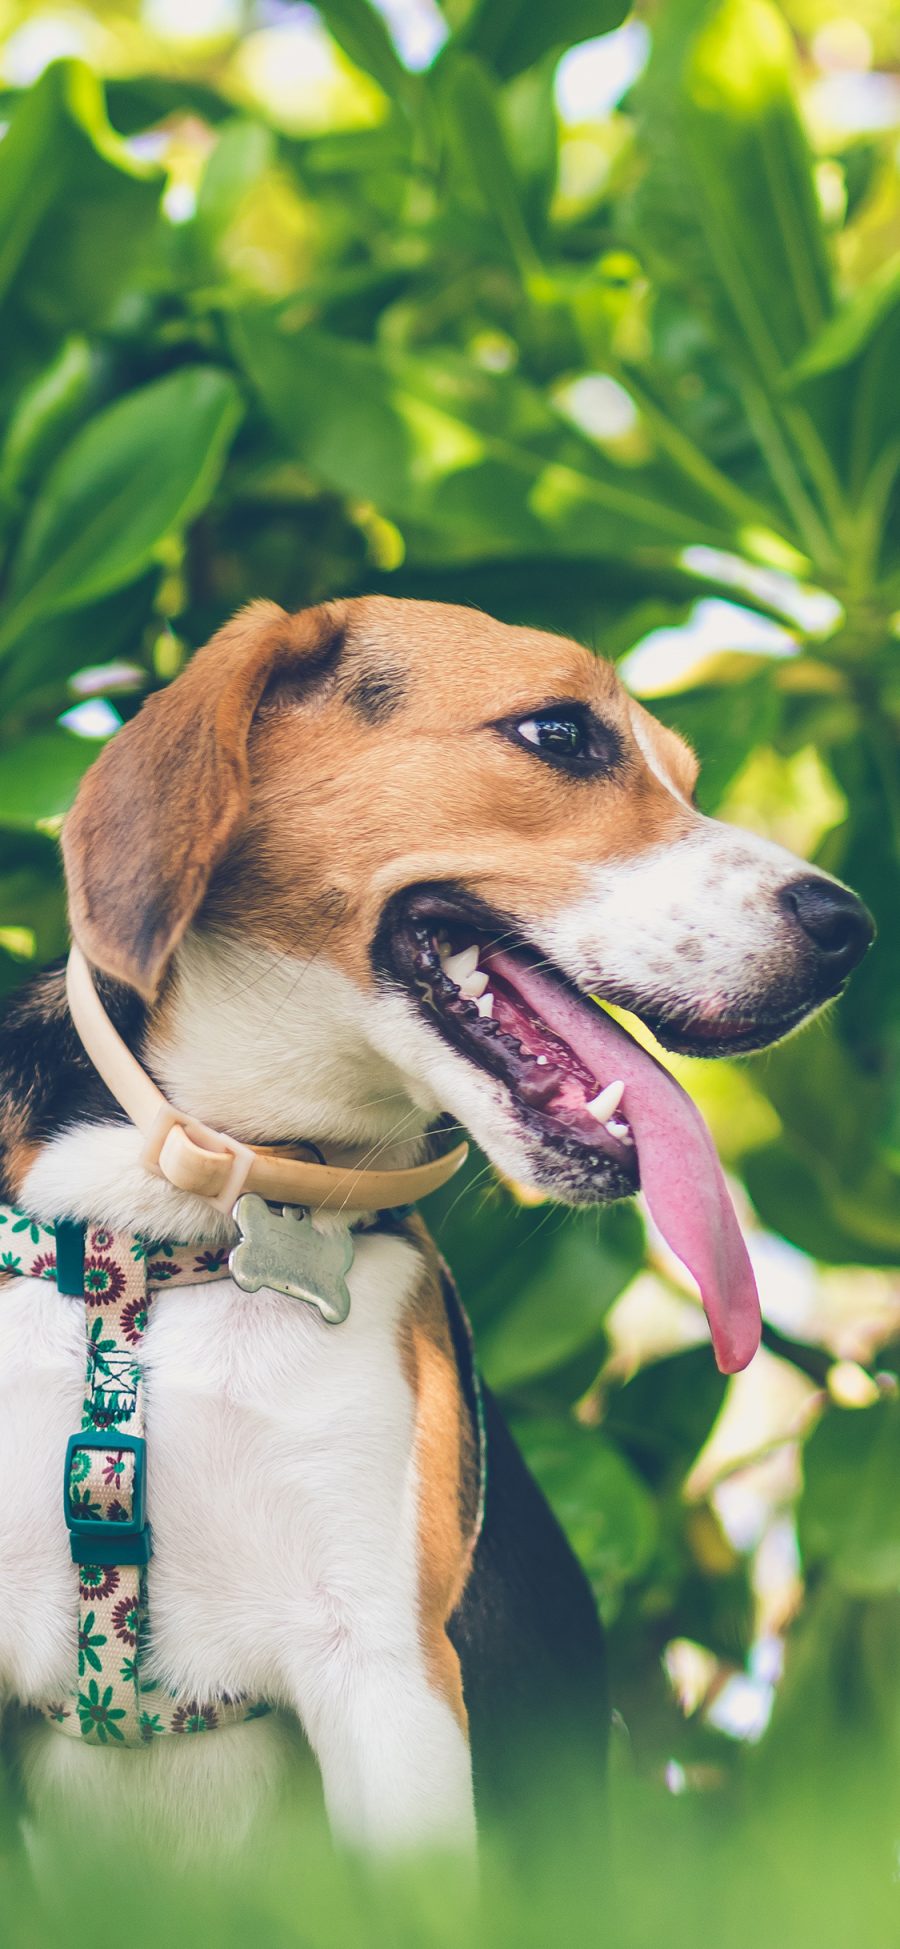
[0, 1227, 475, 1858]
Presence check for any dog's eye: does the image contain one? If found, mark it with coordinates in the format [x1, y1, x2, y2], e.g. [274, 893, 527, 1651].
[517, 713, 586, 758]
[500, 706, 621, 777]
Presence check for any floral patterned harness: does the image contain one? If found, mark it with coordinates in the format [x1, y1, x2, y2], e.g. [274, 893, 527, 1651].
[0, 1205, 268, 1745]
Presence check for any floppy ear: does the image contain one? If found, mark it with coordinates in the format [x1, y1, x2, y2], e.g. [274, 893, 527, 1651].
[62, 598, 345, 1001]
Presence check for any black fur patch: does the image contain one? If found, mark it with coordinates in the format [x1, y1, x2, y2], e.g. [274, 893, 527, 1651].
[0, 960, 146, 1199]
[256, 628, 345, 717]
[345, 667, 407, 724]
[448, 1383, 609, 1850]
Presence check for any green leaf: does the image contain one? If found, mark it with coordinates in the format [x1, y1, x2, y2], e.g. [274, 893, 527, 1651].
[0, 61, 161, 337]
[436, 53, 538, 276]
[0, 368, 243, 655]
[0, 336, 92, 503]
[192, 120, 277, 261]
[784, 257, 900, 542]
[786, 256, 900, 387]
[602, 1348, 728, 1490]
[0, 729, 105, 829]
[104, 74, 234, 134]
[425, 1152, 563, 1319]
[479, 1205, 644, 1393]
[743, 1022, 900, 1257]
[743, 1141, 900, 1268]
[499, 56, 560, 241]
[649, 669, 780, 812]
[0, 581, 153, 717]
[824, 738, 900, 1079]
[317, 0, 415, 104]
[799, 1400, 900, 1594]
[230, 311, 742, 559]
[427, 1159, 642, 1405]
[0, 832, 66, 960]
[0, 944, 33, 1001]
[514, 1417, 658, 1610]
[626, 0, 840, 563]
[455, 0, 628, 80]
[630, 0, 832, 385]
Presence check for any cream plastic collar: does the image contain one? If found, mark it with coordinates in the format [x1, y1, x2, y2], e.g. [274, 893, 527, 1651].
[65, 946, 467, 1215]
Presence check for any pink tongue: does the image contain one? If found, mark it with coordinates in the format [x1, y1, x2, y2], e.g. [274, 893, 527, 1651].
[490, 953, 761, 1374]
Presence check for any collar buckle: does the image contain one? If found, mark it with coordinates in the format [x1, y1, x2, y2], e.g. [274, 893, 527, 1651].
[140, 1106, 255, 1213]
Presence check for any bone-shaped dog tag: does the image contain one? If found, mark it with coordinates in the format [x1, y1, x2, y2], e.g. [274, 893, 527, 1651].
[229, 1195, 353, 1324]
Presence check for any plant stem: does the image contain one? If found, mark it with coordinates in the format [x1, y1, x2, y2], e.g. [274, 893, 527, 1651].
[737, 375, 838, 572]
[606, 358, 783, 536]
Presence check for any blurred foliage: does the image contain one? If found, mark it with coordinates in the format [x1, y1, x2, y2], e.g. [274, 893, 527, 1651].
[1, 0, 900, 1919]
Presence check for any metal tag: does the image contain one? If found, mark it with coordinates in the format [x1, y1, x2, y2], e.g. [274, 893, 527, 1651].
[229, 1195, 353, 1324]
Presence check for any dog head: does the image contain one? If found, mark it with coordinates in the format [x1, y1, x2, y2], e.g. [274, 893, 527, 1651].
[64, 596, 873, 1368]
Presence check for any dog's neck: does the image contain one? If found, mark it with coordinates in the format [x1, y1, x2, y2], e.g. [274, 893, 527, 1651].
[150, 931, 434, 1156]
[21, 930, 437, 1242]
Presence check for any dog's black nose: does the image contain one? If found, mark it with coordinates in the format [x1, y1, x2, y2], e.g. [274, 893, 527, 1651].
[780, 876, 875, 978]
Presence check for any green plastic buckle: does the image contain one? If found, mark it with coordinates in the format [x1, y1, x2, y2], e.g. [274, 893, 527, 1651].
[63, 1432, 151, 1567]
[54, 1219, 85, 1297]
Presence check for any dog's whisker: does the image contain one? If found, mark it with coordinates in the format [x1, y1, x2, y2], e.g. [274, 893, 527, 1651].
[330, 1106, 430, 1217]
[436, 1159, 497, 1232]
[265, 913, 348, 1024]
[331, 1110, 470, 1219]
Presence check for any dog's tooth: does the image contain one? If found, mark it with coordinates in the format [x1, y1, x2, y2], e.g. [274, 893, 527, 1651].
[459, 969, 489, 999]
[476, 989, 494, 1017]
[443, 945, 479, 984]
[585, 1080, 625, 1124]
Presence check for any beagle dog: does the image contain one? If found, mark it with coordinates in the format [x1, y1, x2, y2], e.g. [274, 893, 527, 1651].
[0, 597, 873, 1861]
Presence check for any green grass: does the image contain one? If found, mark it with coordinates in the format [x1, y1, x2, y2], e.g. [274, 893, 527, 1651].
[3, 1743, 898, 1949]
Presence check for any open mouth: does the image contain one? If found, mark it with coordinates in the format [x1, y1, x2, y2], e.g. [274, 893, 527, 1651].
[387, 907, 641, 1196]
[378, 886, 763, 1375]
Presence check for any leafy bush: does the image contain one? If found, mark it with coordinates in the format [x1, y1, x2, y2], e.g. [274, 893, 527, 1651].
[1, 0, 899, 1914]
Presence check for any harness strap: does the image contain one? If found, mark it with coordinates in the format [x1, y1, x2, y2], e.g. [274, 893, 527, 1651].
[2, 1207, 487, 1748]
[0, 1209, 265, 1743]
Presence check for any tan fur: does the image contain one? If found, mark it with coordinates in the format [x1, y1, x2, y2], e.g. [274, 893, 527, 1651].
[63, 595, 699, 998]
[62, 600, 345, 999]
[399, 1223, 476, 1732]
[202, 597, 698, 986]
[4, 1137, 39, 1197]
